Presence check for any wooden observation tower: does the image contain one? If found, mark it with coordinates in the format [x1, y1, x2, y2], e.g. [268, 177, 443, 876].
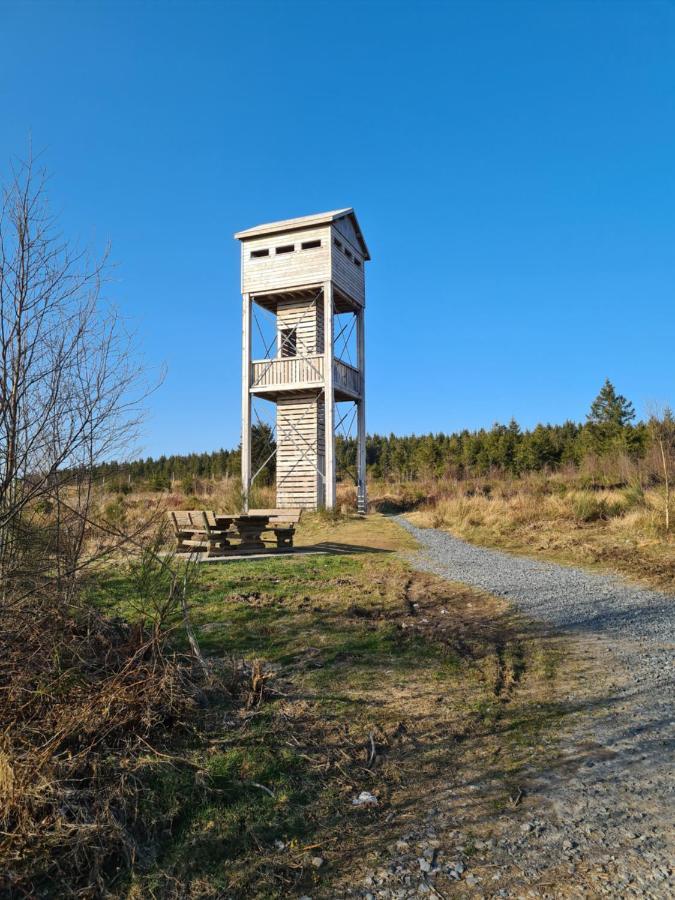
[235, 209, 369, 511]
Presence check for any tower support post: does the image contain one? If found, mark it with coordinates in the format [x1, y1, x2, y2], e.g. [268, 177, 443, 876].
[356, 306, 367, 514]
[241, 292, 252, 511]
[323, 281, 336, 508]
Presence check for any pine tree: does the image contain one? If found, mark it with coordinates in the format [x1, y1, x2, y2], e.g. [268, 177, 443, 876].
[585, 379, 636, 454]
[587, 379, 635, 428]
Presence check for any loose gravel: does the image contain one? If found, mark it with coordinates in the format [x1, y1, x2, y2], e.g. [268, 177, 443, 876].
[397, 517, 673, 653]
[344, 519, 674, 899]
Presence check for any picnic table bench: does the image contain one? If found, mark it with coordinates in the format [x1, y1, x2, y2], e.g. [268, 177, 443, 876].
[168, 508, 302, 557]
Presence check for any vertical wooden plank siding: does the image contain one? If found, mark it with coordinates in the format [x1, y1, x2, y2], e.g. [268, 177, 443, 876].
[241, 292, 252, 511]
[323, 282, 336, 508]
[251, 355, 325, 389]
[332, 359, 362, 396]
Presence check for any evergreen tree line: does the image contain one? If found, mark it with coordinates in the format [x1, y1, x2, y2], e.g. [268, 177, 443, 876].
[97, 380, 663, 489]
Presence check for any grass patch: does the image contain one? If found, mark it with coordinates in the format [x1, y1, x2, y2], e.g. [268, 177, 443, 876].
[83, 514, 573, 898]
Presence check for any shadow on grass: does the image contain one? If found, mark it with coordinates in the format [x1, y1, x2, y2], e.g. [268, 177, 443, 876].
[197, 541, 394, 563]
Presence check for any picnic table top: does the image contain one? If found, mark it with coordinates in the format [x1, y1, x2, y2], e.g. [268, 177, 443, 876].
[170, 510, 300, 530]
[214, 513, 274, 523]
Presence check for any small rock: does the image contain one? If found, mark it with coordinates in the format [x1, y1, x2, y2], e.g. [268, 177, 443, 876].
[352, 790, 379, 807]
[311, 856, 324, 868]
[418, 858, 431, 873]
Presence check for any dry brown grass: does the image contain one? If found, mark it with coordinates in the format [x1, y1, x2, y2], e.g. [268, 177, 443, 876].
[0, 589, 244, 897]
[86, 467, 675, 592]
[393, 473, 675, 591]
[87, 477, 366, 557]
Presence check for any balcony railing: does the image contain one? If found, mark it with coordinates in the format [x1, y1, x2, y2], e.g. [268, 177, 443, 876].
[333, 358, 361, 396]
[251, 355, 324, 389]
[250, 355, 361, 397]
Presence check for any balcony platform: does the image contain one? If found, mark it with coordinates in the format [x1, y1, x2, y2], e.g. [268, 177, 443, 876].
[250, 355, 361, 401]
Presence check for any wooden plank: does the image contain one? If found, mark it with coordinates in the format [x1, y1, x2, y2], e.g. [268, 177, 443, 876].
[276, 389, 321, 509]
[357, 307, 366, 513]
[241, 225, 331, 294]
[241, 292, 252, 511]
[331, 222, 365, 307]
[324, 281, 335, 509]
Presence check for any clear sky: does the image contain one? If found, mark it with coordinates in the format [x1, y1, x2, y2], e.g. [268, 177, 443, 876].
[2, 0, 674, 457]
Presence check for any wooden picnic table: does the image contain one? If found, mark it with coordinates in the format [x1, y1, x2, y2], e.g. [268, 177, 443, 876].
[214, 513, 271, 553]
[169, 508, 301, 557]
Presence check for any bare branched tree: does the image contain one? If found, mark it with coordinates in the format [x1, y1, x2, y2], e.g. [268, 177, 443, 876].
[0, 153, 146, 601]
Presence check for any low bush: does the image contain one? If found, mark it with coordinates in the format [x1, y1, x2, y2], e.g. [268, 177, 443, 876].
[0, 596, 222, 896]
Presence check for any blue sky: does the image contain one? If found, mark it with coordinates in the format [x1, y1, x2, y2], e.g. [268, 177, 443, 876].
[2, 0, 674, 457]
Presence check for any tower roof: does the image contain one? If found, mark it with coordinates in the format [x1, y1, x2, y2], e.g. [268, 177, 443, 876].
[234, 208, 370, 260]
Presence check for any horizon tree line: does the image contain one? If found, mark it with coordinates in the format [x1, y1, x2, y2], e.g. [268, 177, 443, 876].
[95, 380, 672, 489]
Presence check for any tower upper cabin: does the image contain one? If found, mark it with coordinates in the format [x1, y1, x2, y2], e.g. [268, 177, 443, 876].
[235, 208, 370, 311]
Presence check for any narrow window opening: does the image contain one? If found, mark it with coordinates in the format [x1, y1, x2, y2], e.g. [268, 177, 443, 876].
[333, 238, 343, 250]
[250, 248, 269, 258]
[344, 248, 353, 260]
[279, 327, 297, 358]
[301, 239, 321, 250]
[354, 257, 362, 267]
[275, 244, 295, 254]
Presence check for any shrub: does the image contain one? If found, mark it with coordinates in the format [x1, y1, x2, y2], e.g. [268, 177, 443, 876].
[103, 496, 127, 529]
[572, 494, 606, 523]
[572, 493, 626, 523]
[149, 473, 170, 492]
[180, 476, 196, 495]
[623, 483, 646, 511]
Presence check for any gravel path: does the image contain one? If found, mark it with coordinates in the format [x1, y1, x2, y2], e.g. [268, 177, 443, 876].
[397, 517, 674, 657]
[348, 519, 674, 899]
